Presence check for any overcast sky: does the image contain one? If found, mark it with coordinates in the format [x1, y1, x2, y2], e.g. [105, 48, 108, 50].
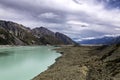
[0, 0, 120, 40]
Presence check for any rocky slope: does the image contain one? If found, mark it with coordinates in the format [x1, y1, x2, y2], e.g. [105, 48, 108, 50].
[0, 20, 76, 45]
[0, 27, 15, 45]
[33, 44, 120, 80]
[32, 27, 75, 45]
[0, 20, 39, 45]
[55, 32, 75, 45]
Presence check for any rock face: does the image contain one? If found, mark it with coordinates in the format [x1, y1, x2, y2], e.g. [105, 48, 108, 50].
[0, 20, 76, 45]
[0, 28, 15, 45]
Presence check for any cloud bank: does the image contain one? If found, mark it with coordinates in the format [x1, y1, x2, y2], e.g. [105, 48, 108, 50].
[0, 0, 120, 39]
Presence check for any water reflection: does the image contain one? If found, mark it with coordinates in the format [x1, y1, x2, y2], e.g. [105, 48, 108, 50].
[0, 51, 14, 57]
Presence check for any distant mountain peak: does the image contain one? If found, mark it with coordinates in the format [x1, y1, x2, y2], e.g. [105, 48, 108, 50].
[77, 34, 120, 45]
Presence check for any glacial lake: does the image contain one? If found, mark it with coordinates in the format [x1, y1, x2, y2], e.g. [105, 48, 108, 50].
[0, 46, 61, 80]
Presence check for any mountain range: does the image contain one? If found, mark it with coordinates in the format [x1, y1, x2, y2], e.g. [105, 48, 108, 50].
[78, 35, 120, 45]
[0, 20, 76, 45]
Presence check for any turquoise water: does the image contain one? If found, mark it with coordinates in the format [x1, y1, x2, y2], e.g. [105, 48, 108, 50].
[0, 46, 61, 80]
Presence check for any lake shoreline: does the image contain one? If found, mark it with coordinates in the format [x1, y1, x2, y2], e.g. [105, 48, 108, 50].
[0, 44, 60, 47]
[32, 46, 97, 80]
[32, 45, 120, 80]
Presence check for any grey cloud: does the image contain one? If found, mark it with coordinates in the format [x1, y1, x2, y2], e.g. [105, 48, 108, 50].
[0, 0, 120, 39]
[0, 0, 69, 24]
[37, 12, 67, 24]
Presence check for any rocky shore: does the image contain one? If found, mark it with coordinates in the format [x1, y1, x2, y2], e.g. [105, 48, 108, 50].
[33, 44, 120, 80]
